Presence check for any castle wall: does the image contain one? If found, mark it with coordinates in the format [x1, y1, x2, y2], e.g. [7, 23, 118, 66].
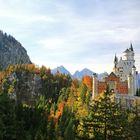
[106, 74, 120, 82]
[97, 72, 128, 95]
[98, 82, 107, 94]
[117, 82, 128, 94]
[114, 94, 140, 111]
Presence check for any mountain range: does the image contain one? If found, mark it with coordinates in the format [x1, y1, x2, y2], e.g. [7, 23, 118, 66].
[51, 65, 108, 80]
[51, 66, 94, 79]
[51, 66, 140, 86]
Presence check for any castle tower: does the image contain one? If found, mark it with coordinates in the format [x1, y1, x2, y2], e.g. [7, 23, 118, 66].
[128, 73, 133, 95]
[123, 43, 134, 61]
[136, 71, 139, 89]
[92, 73, 98, 99]
[113, 43, 136, 82]
[132, 65, 137, 95]
[113, 54, 118, 73]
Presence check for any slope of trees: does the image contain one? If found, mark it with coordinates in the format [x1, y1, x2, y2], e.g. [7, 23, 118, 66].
[0, 65, 140, 140]
[0, 64, 72, 104]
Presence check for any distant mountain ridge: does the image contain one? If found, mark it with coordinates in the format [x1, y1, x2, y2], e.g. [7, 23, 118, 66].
[51, 66, 94, 79]
[0, 30, 31, 69]
[51, 65, 108, 80]
[51, 66, 140, 86]
[51, 65, 71, 76]
[73, 68, 94, 80]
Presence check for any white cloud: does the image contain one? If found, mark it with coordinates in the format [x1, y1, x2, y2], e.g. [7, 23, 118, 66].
[0, 11, 55, 23]
[0, 0, 140, 73]
[38, 38, 65, 51]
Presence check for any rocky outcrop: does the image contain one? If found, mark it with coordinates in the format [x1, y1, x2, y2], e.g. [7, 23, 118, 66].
[3, 70, 42, 105]
[0, 30, 31, 69]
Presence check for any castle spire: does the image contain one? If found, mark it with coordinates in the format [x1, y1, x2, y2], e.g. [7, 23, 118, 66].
[114, 54, 118, 63]
[130, 42, 134, 51]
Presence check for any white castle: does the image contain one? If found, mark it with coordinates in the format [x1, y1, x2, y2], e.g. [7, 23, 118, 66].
[92, 43, 139, 99]
[113, 43, 139, 95]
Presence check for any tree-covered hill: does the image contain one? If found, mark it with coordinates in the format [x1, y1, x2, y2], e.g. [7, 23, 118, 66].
[0, 66, 140, 140]
[0, 64, 71, 105]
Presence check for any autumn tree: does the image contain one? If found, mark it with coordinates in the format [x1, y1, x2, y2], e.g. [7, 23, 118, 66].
[82, 76, 92, 92]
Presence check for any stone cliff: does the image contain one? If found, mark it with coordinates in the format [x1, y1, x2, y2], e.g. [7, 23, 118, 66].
[0, 30, 31, 69]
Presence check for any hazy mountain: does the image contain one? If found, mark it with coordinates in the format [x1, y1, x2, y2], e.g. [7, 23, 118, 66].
[51, 66, 94, 79]
[51, 65, 71, 76]
[0, 30, 31, 69]
[73, 68, 94, 80]
[51, 66, 109, 81]
[97, 72, 108, 81]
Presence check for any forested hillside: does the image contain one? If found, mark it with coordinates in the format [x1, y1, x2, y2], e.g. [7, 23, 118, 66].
[0, 65, 140, 140]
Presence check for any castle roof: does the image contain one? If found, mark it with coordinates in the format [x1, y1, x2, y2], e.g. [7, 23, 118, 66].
[132, 65, 136, 69]
[123, 48, 130, 53]
[124, 43, 134, 53]
[109, 72, 118, 78]
[93, 73, 97, 76]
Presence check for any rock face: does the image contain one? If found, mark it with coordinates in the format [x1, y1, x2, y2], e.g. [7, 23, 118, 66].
[3, 70, 42, 105]
[0, 30, 31, 69]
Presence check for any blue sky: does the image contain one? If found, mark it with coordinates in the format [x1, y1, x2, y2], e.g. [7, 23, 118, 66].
[0, 0, 140, 74]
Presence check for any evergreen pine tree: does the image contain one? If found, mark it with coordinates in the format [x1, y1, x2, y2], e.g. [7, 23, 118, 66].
[0, 93, 16, 139]
[64, 118, 75, 140]
[80, 83, 87, 103]
[78, 90, 129, 140]
[129, 105, 140, 140]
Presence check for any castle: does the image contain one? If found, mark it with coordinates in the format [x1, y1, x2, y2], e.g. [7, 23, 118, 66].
[92, 43, 139, 99]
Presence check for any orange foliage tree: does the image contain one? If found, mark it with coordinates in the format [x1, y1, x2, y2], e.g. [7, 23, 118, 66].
[82, 76, 92, 92]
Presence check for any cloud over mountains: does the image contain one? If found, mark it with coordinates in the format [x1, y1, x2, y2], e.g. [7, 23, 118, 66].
[0, 0, 140, 73]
